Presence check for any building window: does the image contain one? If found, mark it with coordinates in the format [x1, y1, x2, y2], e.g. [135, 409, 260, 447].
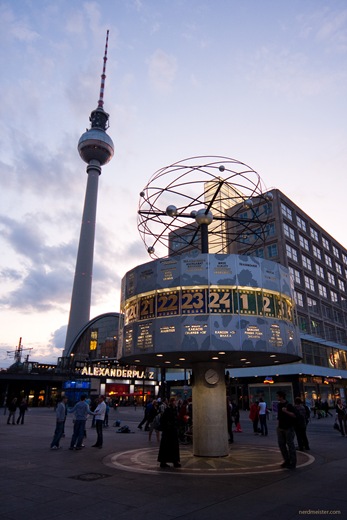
[310, 319, 322, 335]
[336, 330, 346, 344]
[304, 275, 315, 291]
[310, 227, 319, 241]
[298, 315, 308, 332]
[299, 235, 310, 251]
[327, 272, 336, 286]
[313, 245, 322, 260]
[294, 291, 304, 307]
[343, 253, 347, 266]
[307, 297, 318, 313]
[286, 244, 298, 262]
[265, 223, 275, 236]
[336, 263, 342, 275]
[318, 283, 328, 298]
[338, 279, 345, 292]
[322, 305, 333, 320]
[302, 255, 312, 271]
[324, 254, 332, 268]
[315, 264, 324, 279]
[263, 202, 273, 215]
[331, 290, 338, 303]
[333, 245, 339, 258]
[267, 244, 278, 258]
[296, 216, 307, 232]
[322, 237, 330, 250]
[281, 203, 293, 221]
[283, 223, 295, 241]
[333, 309, 343, 324]
[325, 326, 336, 342]
[254, 248, 264, 258]
[289, 267, 301, 284]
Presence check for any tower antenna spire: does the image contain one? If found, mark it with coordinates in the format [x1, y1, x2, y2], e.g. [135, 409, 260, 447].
[98, 29, 109, 109]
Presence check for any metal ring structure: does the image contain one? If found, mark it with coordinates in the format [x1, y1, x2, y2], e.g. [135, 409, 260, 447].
[138, 155, 272, 259]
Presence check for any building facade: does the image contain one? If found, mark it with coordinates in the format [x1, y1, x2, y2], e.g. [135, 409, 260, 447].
[229, 188, 347, 407]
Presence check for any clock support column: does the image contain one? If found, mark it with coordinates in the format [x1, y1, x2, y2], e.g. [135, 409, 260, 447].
[192, 362, 229, 457]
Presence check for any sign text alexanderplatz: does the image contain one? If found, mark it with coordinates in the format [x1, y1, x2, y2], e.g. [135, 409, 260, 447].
[80, 366, 155, 379]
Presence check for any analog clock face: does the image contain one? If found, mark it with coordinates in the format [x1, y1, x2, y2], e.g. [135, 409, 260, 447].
[205, 368, 219, 385]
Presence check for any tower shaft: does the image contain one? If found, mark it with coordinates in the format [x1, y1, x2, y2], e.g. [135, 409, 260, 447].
[64, 161, 101, 356]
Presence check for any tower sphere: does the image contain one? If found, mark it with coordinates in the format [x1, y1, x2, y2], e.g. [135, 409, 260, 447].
[78, 128, 114, 166]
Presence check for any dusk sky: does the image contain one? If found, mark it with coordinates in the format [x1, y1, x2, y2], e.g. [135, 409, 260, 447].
[1, 0, 346, 368]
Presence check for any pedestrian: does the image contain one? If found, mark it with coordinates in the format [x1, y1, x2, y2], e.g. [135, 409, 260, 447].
[50, 396, 68, 450]
[16, 398, 28, 425]
[231, 400, 242, 432]
[7, 397, 18, 425]
[276, 390, 297, 470]
[137, 398, 153, 431]
[335, 398, 347, 437]
[258, 397, 268, 436]
[148, 400, 160, 442]
[104, 398, 110, 427]
[68, 394, 92, 450]
[157, 397, 181, 469]
[227, 398, 234, 444]
[249, 401, 260, 434]
[91, 395, 107, 448]
[293, 397, 310, 451]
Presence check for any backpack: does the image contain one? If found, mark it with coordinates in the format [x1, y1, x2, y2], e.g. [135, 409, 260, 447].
[117, 425, 131, 433]
[294, 405, 307, 428]
[153, 413, 163, 431]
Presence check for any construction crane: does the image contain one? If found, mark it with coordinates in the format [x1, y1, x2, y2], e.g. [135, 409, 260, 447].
[7, 337, 33, 364]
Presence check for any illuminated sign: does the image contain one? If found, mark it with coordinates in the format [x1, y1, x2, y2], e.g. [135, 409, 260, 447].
[80, 366, 155, 379]
[122, 286, 294, 325]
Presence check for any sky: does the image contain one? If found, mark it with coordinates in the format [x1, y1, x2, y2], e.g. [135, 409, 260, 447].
[0, 0, 347, 368]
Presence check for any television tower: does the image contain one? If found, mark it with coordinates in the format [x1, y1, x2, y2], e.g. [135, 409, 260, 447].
[64, 31, 114, 356]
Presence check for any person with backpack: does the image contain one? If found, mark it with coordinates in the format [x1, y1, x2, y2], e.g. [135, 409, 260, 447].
[293, 397, 310, 451]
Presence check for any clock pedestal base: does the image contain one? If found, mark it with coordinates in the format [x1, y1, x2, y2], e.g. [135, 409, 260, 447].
[192, 362, 229, 457]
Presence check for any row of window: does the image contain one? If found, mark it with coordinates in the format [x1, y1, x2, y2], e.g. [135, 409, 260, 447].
[298, 315, 347, 346]
[283, 222, 347, 277]
[295, 282, 347, 308]
[289, 266, 346, 294]
[301, 340, 347, 369]
[287, 245, 346, 295]
[281, 202, 346, 264]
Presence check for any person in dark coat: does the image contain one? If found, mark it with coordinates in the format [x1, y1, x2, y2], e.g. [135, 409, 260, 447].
[7, 398, 18, 425]
[157, 397, 181, 469]
[16, 398, 28, 424]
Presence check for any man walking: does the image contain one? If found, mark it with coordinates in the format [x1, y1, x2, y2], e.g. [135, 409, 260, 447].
[91, 395, 107, 448]
[69, 394, 92, 450]
[276, 390, 297, 470]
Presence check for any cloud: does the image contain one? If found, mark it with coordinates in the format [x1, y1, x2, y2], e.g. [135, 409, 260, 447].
[49, 325, 67, 351]
[148, 49, 177, 93]
[0, 4, 40, 43]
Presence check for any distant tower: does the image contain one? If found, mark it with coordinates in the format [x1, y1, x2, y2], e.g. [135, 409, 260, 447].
[64, 31, 114, 357]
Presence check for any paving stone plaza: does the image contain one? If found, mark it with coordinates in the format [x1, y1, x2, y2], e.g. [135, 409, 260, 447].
[0, 406, 345, 519]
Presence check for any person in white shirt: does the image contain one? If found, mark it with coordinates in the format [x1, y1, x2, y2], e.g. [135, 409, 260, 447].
[258, 398, 268, 436]
[91, 395, 107, 448]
